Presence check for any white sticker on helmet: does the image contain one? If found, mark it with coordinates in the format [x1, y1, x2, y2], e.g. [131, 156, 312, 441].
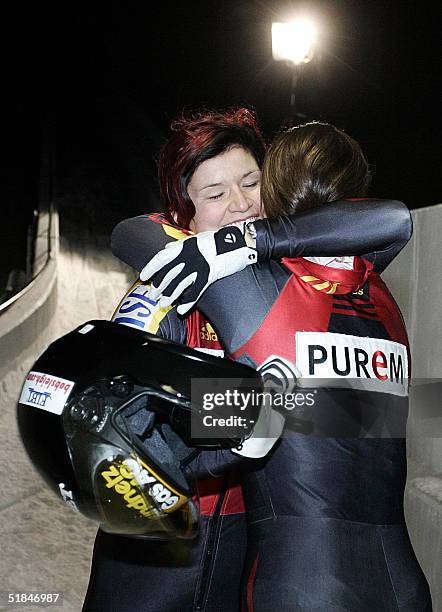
[194, 347, 225, 357]
[19, 371, 75, 415]
[78, 323, 95, 334]
[58, 482, 79, 512]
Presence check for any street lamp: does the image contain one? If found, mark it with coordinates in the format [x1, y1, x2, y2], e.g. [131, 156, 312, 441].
[272, 18, 317, 125]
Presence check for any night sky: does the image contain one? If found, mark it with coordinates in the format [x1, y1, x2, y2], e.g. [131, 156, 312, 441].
[4, 0, 441, 278]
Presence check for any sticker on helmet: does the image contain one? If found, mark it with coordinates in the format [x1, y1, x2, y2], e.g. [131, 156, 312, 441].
[58, 482, 79, 512]
[19, 371, 75, 415]
[78, 323, 95, 334]
[99, 455, 187, 521]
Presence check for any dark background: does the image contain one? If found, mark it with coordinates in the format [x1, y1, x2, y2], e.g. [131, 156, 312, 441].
[3, 1, 441, 287]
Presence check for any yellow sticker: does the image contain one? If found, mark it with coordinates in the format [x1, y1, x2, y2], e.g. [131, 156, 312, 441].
[162, 225, 194, 240]
[111, 281, 172, 333]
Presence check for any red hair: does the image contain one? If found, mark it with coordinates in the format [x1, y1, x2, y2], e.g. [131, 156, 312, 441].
[158, 108, 266, 228]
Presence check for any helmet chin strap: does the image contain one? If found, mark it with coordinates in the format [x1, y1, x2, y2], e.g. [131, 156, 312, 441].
[120, 399, 155, 438]
[119, 399, 196, 488]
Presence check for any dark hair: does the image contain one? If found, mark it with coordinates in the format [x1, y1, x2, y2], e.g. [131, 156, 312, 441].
[158, 108, 266, 228]
[261, 122, 371, 218]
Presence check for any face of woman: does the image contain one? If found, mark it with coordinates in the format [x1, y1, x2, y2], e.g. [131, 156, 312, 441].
[187, 146, 263, 233]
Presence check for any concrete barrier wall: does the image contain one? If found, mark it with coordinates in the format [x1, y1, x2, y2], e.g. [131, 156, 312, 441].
[0, 220, 136, 612]
[0, 226, 60, 610]
[382, 203, 442, 609]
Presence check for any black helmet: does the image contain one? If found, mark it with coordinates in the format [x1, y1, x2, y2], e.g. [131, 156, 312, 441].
[17, 320, 261, 540]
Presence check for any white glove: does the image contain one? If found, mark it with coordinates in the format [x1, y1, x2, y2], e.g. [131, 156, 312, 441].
[231, 400, 285, 458]
[140, 225, 257, 315]
[232, 355, 300, 458]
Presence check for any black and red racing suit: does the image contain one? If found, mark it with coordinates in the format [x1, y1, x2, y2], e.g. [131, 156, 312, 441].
[192, 255, 431, 611]
[83, 266, 247, 612]
[102, 200, 431, 611]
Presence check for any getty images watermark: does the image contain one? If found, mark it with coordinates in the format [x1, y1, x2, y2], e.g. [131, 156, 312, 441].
[190, 378, 315, 439]
[202, 388, 315, 412]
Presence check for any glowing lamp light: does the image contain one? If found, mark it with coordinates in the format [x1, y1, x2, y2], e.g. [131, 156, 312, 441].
[272, 19, 317, 65]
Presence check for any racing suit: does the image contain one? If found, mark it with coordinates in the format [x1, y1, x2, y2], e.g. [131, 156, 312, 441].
[193, 256, 431, 611]
[104, 201, 431, 611]
[83, 282, 247, 612]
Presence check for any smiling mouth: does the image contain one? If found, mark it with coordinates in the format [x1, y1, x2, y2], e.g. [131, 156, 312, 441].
[222, 215, 260, 228]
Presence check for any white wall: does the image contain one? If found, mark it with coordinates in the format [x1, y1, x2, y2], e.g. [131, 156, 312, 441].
[382, 204, 442, 608]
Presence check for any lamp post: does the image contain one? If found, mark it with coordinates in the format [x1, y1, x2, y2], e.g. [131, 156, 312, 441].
[272, 18, 317, 126]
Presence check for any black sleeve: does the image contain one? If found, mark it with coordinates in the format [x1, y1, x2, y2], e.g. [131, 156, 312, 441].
[185, 448, 247, 480]
[255, 199, 412, 273]
[152, 298, 249, 478]
[156, 305, 187, 345]
[148, 312, 247, 478]
[111, 215, 177, 271]
[111, 200, 411, 275]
